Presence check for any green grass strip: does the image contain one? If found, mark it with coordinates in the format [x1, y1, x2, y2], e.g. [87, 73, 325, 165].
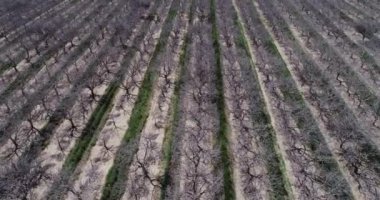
[101, 2, 180, 199]
[210, 0, 235, 199]
[63, 82, 119, 171]
[159, 1, 196, 198]
[231, 4, 291, 199]
[47, 81, 119, 200]
[100, 41, 157, 200]
[159, 15, 193, 200]
[0, 61, 16, 76]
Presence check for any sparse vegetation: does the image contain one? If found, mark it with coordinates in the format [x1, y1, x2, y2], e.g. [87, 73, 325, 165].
[0, 0, 379, 199]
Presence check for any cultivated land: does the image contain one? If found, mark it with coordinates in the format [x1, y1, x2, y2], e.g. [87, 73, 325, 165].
[0, 0, 379, 199]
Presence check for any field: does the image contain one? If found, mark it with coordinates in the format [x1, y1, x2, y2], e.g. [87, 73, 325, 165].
[0, 0, 379, 199]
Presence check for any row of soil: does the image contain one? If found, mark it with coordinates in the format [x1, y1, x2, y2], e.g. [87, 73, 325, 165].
[0, 0, 94, 76]
[163, 0, 224, 199]
[0, 0, 106, 101]
[0, 0, 108, 130]
[0, 0, 137, 198]
[277, 0, 380, 143]
[0, 0, 65, 41]
[216, 0, 291, 198]
[0, 0, 127, 162]
[118, 3, 190, 199]
[234, 0, 354, 198]
[257, 0, 380, 198]
[44, 1, 171, 199]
